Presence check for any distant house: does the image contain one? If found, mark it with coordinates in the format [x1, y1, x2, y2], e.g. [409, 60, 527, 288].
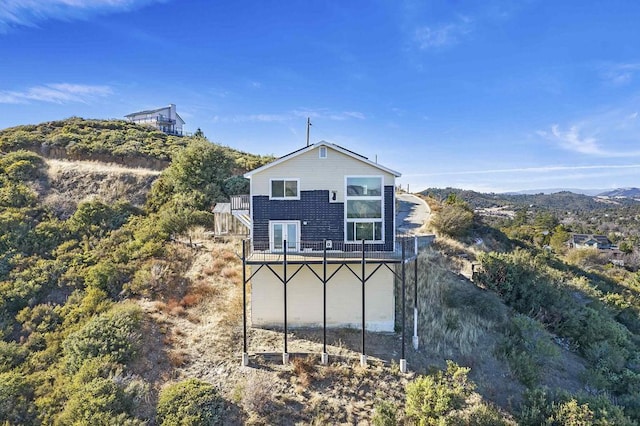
[125, 104, 185, 136]
[568, 234, 613, 250]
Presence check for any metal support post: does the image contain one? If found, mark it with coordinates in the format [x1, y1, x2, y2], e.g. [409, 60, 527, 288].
[413, 240, 419, 350]
[360, 240, 367, 367]
[283, 240, 288, 364]
[241, 240, 249, 366]
[400, 240, 407, 373]
[322, 240, 328, 365]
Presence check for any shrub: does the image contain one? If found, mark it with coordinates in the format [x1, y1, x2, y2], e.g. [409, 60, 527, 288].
[431, 203, 474, 237]
[497, 314, 559, 387]
[157, 379, 224, 426]
[405, 361, 474, 424]
[56, 377, 145, 425]
[0, 371, 36, 425]
[0, 341, 28, 372]
[63, 303, 142, 372]
[518, 387, 634, 426]
[372, 400, 398, 426]
[242, 371, 277, 418]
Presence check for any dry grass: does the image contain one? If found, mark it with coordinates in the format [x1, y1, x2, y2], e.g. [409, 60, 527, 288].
[46, 158, 161, 176]
[412, 249, 506, 356]
[291, 355, 317, 387]
[241, 371, 278, 418]
[167, 349, 188, 367]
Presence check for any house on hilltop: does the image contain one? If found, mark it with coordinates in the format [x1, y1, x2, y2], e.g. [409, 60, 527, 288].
[125, 104, 185, 136]
[233, 141, 417, 366]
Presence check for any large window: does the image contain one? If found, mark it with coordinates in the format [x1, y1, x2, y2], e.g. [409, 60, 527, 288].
[345, 176, 383, 242]
[270, 179, 299, 199]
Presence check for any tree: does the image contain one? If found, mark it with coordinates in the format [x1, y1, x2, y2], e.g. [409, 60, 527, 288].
[550, 225, 570, 254]
[147, 139, 234, 212]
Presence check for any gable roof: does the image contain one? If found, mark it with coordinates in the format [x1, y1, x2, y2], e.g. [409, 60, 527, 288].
[244, 141, 401, 178]
[571, 234, 612, 245]
[125, 106, 169, 117]
[125, 106, 185, 125]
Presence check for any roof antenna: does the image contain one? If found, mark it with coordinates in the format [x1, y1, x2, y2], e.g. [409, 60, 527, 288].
[306, 117, 312, 147]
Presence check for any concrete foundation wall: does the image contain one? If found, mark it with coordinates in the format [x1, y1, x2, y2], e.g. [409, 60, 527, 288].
[251, 263, 395, 332]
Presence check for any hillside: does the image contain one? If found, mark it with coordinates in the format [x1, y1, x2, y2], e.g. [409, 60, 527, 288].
[599, 187, 640, 198]
[422, 186, 640, 211]
[0, 117, 272, 172]
[1, 119, 639, 424]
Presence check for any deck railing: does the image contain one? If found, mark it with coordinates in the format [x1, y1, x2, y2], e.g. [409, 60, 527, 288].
[231, 194, 250, 211]
[246, 236, 420, 262]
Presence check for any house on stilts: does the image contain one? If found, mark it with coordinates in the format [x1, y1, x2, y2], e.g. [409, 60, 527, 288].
[233, 141, 420, 370]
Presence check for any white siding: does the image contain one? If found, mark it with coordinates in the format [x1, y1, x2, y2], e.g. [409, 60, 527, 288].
[251, 263, 395, 332]
[250, 146, 395, 202]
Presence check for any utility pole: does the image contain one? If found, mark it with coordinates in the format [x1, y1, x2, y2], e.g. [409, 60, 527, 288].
[306, 117, 312, 146]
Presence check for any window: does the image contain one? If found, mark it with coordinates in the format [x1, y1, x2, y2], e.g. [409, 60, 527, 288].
[319, 146, 327, 158]
[345, 176, 384, 242]
[270, 179, 299, 199]
[270, 221, 299, 252]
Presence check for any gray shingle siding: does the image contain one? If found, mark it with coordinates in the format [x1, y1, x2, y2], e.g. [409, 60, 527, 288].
[252, 187, 395, 251]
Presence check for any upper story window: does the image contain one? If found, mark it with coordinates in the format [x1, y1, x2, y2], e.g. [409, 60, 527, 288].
[319, 146, 328, 159]
[270, 179, 300, 199]
[345, 176, 384, 242]
[347, 177, 382, 196]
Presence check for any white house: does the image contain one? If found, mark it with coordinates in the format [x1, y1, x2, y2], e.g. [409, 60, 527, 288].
[125, 104, 185, 136]
[234, 142, 403, 334]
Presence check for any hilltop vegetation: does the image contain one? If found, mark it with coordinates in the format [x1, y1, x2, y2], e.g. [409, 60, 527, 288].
[0, 122, 278, 424]
[0, 117, 272, 171]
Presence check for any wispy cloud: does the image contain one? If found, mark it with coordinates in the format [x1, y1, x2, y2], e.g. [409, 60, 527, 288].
[599, 62, 640, 86]
[414, 17, 472, 50]
[0, 83, 113, 104]
[405, 163, 640, 178]
[538, 108, 640, 157]
[214, 108, 366, 123]
[0, 0, 165, 33]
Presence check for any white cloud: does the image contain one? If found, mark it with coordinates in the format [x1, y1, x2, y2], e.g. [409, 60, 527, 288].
[414, 17, 472, 50]
[404, 163, 640, 178]
[0, 83, 112, 104]
[0, 0, 165, 33]
[600, 63, 640, 86]
[540, 108, 640, 157]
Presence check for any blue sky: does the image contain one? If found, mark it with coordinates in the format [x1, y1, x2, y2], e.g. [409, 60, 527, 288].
[1, 0, 640, 193]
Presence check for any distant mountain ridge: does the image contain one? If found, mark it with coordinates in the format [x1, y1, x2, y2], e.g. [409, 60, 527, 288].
[420, 187, 640, 212]
[597, 187, 640, 198]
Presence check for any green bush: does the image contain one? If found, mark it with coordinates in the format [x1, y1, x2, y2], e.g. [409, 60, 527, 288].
[0, 150, 46, 182]
[372, 400, 397, 426]
[518, 387, 634, 426]
[56, 377, 145, 425]
[63, 303, 142, 372]
[497, 314, 559, 387]
[405, 361, 474, 424]
[0, 371, 36, 425]
[0, 341, 28, 372]
[431, 203, 474, 237]
[157, 379, 224, 425]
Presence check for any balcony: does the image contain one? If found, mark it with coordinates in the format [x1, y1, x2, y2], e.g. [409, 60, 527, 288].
[245, 237, 421, 264]
[231, 194, 250, 211]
